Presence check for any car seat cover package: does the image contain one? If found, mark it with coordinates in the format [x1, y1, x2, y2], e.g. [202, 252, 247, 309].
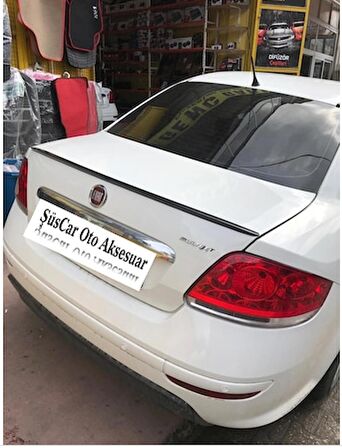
[53, 78, 89, 138]
[17, 0, 66, 61]
[67, 0, 103, 51]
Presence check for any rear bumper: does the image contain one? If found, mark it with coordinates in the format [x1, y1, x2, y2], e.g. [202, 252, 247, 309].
[8, 274, 206, 426]
[4, 200, 340, 428]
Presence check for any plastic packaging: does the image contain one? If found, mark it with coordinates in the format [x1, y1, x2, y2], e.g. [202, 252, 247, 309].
[3, 1, 12, 82]
[21, 68, 60, 81]
[35, 79, 66, 143]
[93, 81, 104, 131]
[3, 68, 42, 158]
[21, 69, 66, 143]
[3, 158, 22, 223]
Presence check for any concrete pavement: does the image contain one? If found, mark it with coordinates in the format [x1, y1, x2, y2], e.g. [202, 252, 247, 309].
[4, 270, 183, 444]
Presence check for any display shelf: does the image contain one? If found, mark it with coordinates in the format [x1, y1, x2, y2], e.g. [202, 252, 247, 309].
[206, 47, 246, 55]
[106, 0, 206, 16]
[109, 26, 149, 35]
[150, 20, 205, 30]
[151, 0, 206, 12]
[100, 0, 252, 111]
[110, 21, 205, 34]
[151, 47, 203, 53]
[209, 3, 249, 10]
[103, 47, 149, 53]
[102, 60, 148, 66]
[105, 6, 149, 18]
[207, 25, 248, 32]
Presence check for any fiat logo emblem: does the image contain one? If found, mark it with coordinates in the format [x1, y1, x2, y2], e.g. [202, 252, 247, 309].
[89, 185, 107, 208]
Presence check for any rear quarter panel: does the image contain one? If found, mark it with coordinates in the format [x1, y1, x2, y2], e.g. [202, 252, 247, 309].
[248, 151, 340, 284]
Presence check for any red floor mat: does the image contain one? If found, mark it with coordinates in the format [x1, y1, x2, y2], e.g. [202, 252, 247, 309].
[54, 77, 89, 138]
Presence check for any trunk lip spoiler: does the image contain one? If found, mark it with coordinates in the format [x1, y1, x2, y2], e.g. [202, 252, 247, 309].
[32, 147, 260, 237]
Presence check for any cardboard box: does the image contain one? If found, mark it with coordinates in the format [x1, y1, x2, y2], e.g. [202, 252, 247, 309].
[226, 0, 249, 4]
[151, 12, 167, 26]
[184, 6, 204, 22]
[226, 41, 237, 49]
[167, 9, 184, 24]
[166, 37, 193, 50]
[118, 2, 127, 11]
[136, 0, 148, 8]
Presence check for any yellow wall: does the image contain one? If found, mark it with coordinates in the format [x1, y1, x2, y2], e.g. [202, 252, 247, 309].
[7, 0, 94, 79]
[207, 2, 257, 71]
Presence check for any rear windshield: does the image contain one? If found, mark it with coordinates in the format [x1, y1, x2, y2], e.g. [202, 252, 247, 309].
[108, 82, 339, 193]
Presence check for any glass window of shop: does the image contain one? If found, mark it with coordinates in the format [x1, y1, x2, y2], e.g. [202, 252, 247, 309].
[318, 0, 340, 26]
[310, 0, 320, 17]
[301, 0, 339, 79]
[305, 22, 337, 55]
[316, 26, 336, 55]
[305, 21, 319, 50]
[319, 0, 333, 22]
[330, 3, 340, 27]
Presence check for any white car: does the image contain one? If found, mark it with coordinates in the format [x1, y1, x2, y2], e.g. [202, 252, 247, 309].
[100, 85, 118, 125]
[4, 72, 339, 429]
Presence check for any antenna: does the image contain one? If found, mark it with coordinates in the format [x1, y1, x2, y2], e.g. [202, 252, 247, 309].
[250, 56, 260, 87]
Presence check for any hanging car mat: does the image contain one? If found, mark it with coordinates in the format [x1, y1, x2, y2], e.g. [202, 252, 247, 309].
[67, 0, 103, 52]
[17, 0, 66, 61]
[66, 47, 97, 68]
[65, 1, 100, 68]
[53, 77, 89, 138]
[17, 12, 41, 59]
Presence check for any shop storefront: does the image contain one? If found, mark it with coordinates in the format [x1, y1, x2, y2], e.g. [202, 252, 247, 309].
[4, 0, 339, 132]
[300, 0, 340, 78]
[97, 0, 257, 112]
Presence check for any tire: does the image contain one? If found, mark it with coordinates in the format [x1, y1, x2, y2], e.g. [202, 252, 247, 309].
[309, 354, 340, 401]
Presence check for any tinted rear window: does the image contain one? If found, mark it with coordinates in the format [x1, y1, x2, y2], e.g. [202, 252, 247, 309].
[108, 82, 339, 193]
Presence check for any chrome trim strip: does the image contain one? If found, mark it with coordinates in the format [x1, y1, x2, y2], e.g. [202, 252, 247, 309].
[32, 148, 260, 237]
[186, 298, 317, 328]
[37, 187, 176, 263]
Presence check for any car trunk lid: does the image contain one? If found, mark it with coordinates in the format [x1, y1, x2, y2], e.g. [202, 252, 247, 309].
[26, 132, 314, 312]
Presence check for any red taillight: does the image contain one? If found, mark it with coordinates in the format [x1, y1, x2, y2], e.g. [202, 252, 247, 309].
[108, 90, 116, 103]
[186, 252, 332, 325]
[15, 158, 28, 212]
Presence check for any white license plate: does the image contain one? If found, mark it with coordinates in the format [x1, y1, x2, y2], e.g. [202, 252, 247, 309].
[24, 199, 156, 291]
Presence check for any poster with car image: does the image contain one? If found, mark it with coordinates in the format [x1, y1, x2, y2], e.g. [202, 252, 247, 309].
[256, 10, 305, 68]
